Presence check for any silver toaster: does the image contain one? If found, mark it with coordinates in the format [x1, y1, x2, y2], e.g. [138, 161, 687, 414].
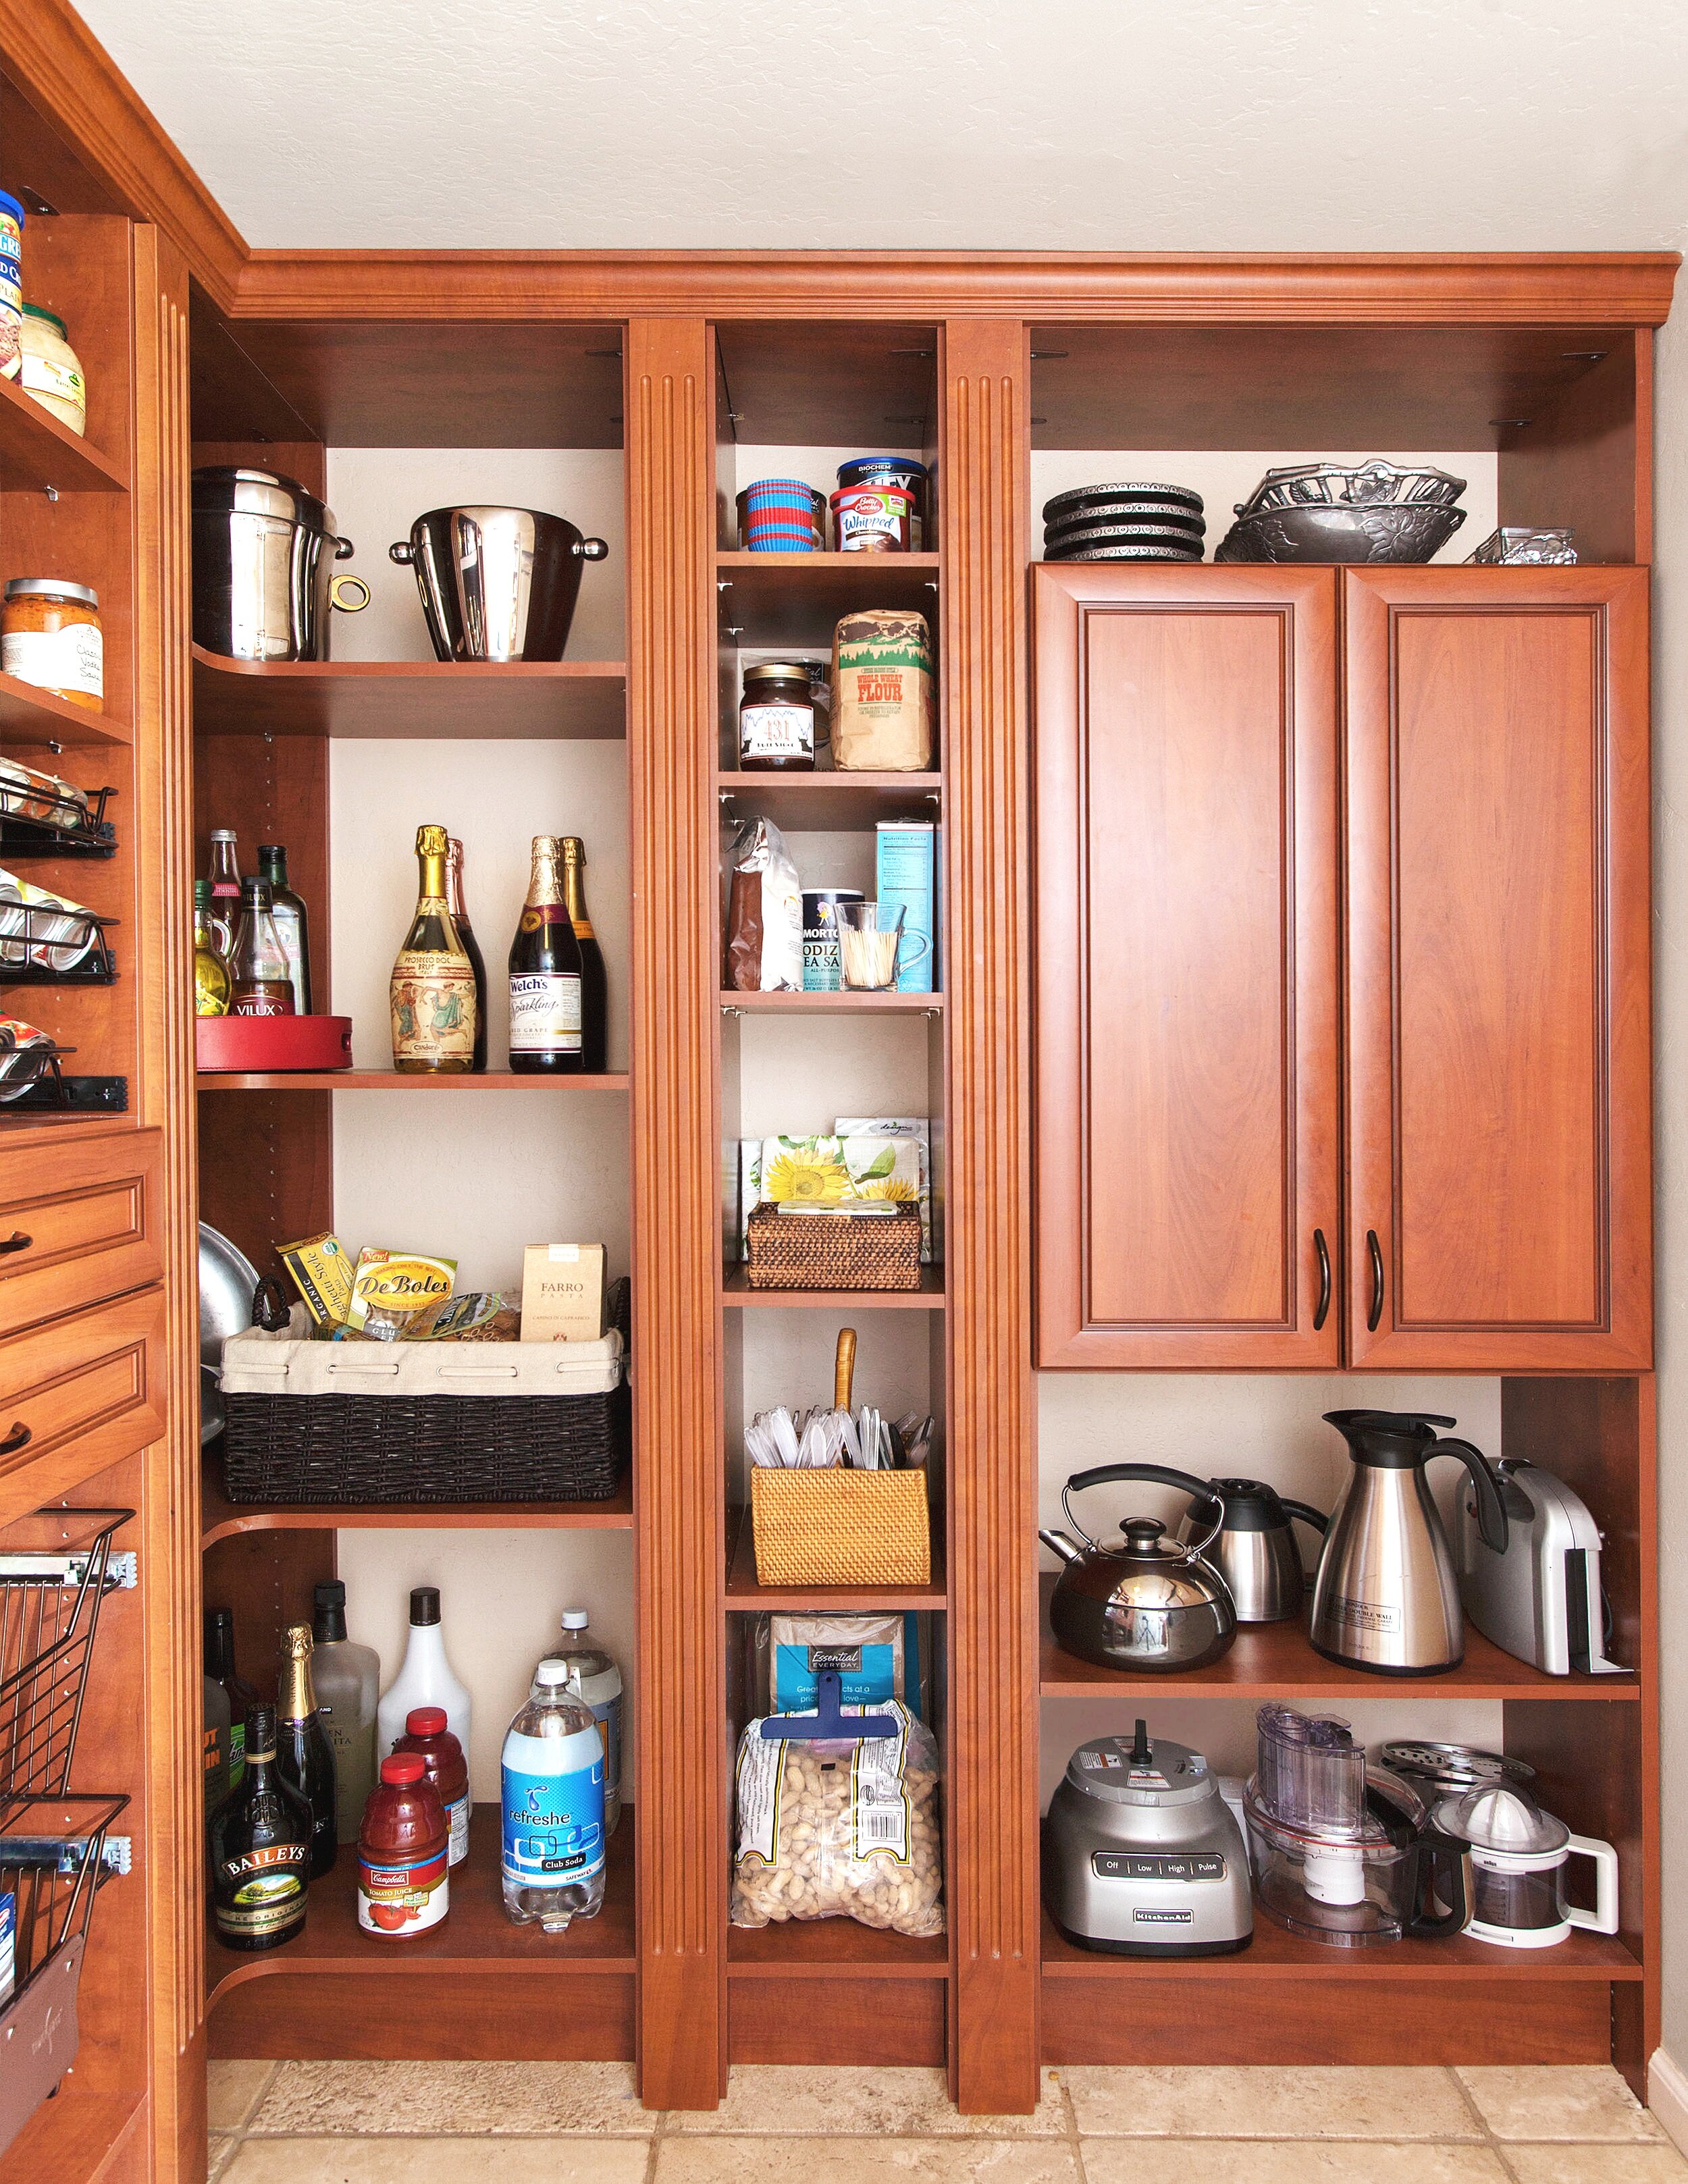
[1456, 1458, 1626, 1676]
[1043, 1722, 1253, 1956]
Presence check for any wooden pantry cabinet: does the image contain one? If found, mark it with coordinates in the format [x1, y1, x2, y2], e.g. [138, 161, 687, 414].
[0, 14, 1675, 2175]
[1034, 562, 1652, 1373]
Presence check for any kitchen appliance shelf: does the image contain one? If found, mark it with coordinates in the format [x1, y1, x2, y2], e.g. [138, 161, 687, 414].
[716, 552, 941, 644]
[1038, 1907, 1641, 1982]
[721, 990, 941, 1015]
[0, 368, 128, 494]
[723, 1267, 945, 1309]
[716, 772, 943, 828]
[201, 1455, 633, 1549]
[196, 1071, 630, 1092]
[727, 1917, 949, 1979]
[0, 672, 128, 750]
[1038, 1578, 1641, 1700]
[724, 1512, 945, 1610]
[205, 1805, 636, 2003]
[190, 648, 627, 740]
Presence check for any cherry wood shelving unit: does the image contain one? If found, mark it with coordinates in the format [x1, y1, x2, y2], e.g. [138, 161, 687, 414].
[0, 17, 1675, 2175]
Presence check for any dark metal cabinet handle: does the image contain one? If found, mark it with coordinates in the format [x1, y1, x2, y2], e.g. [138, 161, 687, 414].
[1367, 1229, 1386, 1333]
[0, 1421, 30, 1456]
[0, 1231, 32, 1256]
[1312, 1229, 1331, 1331]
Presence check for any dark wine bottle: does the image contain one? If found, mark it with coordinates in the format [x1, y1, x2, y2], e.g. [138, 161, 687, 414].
[275, 1622, 338, 1878]
[257, 843, 312, 1014]
[206, 1606, 263, 1788]
[446, 836, 488, 1073]
[560, 836, 607, 1074]
[508, 834, 583, 1073]
[208, 1701, 311, 1952]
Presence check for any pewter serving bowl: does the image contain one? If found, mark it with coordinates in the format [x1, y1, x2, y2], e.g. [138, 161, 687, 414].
[1235, 460, 1467, 518]
[1214, 501, 1465, 564]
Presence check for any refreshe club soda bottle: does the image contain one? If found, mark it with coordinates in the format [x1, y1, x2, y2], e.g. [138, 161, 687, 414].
[500, 1659, 605, 1929]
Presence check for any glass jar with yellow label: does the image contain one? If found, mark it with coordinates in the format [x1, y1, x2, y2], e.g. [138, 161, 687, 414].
[1, 580, 103, 710]
[20, 306, 86, 437]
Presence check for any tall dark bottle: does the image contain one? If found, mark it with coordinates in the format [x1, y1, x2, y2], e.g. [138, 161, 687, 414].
[560, 836, 607, 1074]
[446, 836, 488, 1072]
[257, 843, 312, 1014]
[208, 1702, 311, 1952]
[507, 834, 583, 1073]
[207, 1606, 262, 1788]
[275, 1622, 338, 1877]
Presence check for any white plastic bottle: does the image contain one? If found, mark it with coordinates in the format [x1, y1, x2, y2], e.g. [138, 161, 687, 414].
[377, 1585, 472, 1791]
[500, 1659, 605, 1931]
[544, 1608, 624, 1838]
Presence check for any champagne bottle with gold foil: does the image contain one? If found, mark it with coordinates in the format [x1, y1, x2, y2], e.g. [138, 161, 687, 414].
[275, 1623, 338, 1880]
[560, 837, 607, 1074]
[391, 824, 477, 1073]
[508, 835, 583, 1073]
[445, 836, 487, 1073]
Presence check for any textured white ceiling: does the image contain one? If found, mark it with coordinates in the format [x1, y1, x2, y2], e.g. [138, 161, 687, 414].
[68, 0, 1688, 252]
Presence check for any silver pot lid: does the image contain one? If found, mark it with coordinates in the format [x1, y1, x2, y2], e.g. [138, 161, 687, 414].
[1436, 1784, 1568, 1857]
[192, 465, 339, 537]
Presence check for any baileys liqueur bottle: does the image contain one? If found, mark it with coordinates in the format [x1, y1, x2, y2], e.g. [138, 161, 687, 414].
[391, 824, 477, 1073]
[208, 1701, 311, 1952]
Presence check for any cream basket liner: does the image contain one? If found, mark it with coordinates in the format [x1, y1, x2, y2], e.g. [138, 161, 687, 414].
[220, 1307, 623, 1399]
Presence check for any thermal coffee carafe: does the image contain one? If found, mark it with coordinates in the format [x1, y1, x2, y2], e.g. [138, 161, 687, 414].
[1309, 1412, 1508, 1674]
[1174, 1476, 1328, 1623]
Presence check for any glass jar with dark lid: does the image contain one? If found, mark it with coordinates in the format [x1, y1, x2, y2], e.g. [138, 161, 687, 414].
[738, 661, 816, 772]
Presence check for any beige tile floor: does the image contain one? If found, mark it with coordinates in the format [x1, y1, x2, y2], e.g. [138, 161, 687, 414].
[206, 2060, 1688, 2184]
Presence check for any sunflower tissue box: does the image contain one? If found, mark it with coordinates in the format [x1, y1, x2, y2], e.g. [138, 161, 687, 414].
[740, 1134, 928, 1257]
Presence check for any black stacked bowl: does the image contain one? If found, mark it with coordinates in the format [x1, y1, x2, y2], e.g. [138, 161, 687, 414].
[1042, 481, 1205, 562]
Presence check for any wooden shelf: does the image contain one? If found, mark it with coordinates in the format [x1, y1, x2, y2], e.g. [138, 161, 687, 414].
[201, 1454, 632, 1549]
[198, 1071, 629, 1092]
[1039, 1907, 1641, 1983]
[0, 670, 128, 748]
[725, 1508, 944, 1610]
[1038, 1576, 1641, 1700]
[717, 771, 943, 829]
[191, 647, 627, 739]
[729, 1917, 948, 1979]
[0, 2087, 145, 2184]
[206, 1803, 635, 2003]
[722, 990, 941, 1015]
[0, 368, 128, 491]
[724, 1267, 945, 1309]
[716, 553, 940, 644]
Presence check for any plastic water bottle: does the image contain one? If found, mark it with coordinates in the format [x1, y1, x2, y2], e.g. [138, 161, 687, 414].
[500, 1659, 605, 1931]
[545, 1608, 624, 1839]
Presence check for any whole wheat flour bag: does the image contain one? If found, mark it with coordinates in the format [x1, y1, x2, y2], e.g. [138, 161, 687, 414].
[831, 610, 934, 771]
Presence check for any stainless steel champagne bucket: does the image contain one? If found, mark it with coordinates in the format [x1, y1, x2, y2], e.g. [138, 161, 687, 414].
[192, 467, 369, 661]
[390, 506, 608, 662]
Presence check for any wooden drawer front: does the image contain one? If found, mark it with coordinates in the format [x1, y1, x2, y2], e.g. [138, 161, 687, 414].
[0, 1286, 166, 1521]
[0, 1129, 162, 1335]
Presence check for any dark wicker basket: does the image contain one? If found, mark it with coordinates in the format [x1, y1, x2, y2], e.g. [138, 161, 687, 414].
[221, 1279, 631, 1506]
[744, 1202, 922, 1290]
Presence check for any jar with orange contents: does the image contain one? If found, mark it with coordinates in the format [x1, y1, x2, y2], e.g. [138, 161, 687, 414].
[1, 579, 103, 710]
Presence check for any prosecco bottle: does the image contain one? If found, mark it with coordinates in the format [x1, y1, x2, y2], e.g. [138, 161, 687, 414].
[275, 1622, 338, 1878]
[391, 824, 477, 1073]
[508, 835, 583, 1073]
[208, 1702, 311, 1952]
[446, 836, 488, 1073]
[560, 836, 607, 1074]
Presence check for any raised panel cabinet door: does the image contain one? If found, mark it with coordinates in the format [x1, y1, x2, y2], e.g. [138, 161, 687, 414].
[1034, 565, 1342, 1367]
[1344, 566, 1651, 1370]
[0, 1283, 167, 1526]
[0, 1127, 163, 1338]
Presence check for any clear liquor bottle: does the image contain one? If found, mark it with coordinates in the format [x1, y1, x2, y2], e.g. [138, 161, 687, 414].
[229, 878, 296, 1017]
[312, 1580, 381, 1845]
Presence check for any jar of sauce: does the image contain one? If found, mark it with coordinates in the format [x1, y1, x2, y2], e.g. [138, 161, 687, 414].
[395, 1705, 471, 1868]
[739, 662, 816, 771]
[357, 1753, 450, 1936]
[1, 580, 103, 710]
[20, 307, 86, 437]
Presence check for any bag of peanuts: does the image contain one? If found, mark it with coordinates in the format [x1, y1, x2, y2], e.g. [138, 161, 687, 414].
[731, 1699, 944, 1937]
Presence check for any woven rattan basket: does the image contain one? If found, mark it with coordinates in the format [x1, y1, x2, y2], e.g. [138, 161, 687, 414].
[749, 1466, 931, 1586]
[744, 1202, 922, 1291]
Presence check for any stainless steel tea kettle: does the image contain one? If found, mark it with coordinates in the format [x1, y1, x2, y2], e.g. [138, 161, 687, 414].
[1174, 1476, 1328, 1623]
[1309, 1412, 1508, 1675]
[1040, 1464, 1237, 1673]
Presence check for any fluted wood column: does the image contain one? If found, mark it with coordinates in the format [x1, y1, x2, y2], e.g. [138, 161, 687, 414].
[940, 320, 1039, 2108]
[625, 318, 727, 2108]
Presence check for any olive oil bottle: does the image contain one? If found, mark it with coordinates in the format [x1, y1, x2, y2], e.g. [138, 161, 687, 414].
[391, 824, 477, 1073]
